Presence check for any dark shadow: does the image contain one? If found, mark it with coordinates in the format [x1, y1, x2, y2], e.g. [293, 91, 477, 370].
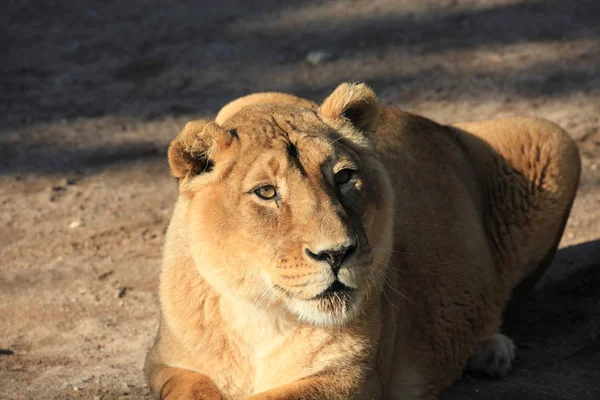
[0, 0, 323, 131]
[2, 0, 599, 136]
[0, 141, 165, 175]
[232, 0, 600, 62]
[442, 240, 600, 400]
[503, 240, 600, 354]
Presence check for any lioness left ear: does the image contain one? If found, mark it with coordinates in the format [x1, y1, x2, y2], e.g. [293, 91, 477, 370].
[168, 120, 233, 180]
[319, 82, 380, 134]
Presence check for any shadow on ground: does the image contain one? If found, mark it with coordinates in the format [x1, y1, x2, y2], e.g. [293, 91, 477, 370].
[442, 240, 600, 400]
[2, 0, 599, 132]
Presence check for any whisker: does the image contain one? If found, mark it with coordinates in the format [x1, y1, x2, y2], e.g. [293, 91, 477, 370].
[254, 285, 279, 309]
[328, 135, 345, 146]
[373, 274, 398, 311]
[371, 247, 420, 256]
[383, 277, 417, 305]
[373, 268, 418, 305]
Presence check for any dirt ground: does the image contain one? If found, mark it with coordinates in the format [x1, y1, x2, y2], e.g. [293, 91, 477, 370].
[1, 0, 599, 399]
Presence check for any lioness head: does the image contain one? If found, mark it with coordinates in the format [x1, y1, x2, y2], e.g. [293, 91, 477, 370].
[169, 83, 393, 325]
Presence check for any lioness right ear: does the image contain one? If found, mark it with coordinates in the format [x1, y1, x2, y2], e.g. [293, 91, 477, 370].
[319, 82, 380, 134]
[168, 120, 232, 179]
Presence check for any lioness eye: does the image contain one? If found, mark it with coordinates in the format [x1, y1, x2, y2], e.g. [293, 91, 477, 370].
[254, 185, 278, 200]
[334, 169, 354, 185]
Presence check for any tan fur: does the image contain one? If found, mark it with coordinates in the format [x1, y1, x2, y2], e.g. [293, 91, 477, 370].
[145, 83, 580, 399]
[215, 92, 318, 125]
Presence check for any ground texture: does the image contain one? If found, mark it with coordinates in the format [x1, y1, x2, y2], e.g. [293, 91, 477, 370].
[1, 0, 599, 399]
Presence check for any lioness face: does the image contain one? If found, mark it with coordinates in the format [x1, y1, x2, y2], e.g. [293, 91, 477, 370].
[170, 86, 393, 325]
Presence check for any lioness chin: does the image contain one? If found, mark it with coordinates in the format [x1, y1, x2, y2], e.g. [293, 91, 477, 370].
[145, 83, 580, 399]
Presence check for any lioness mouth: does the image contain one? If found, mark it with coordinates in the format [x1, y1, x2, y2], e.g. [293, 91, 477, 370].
[315, 280, 354, 299]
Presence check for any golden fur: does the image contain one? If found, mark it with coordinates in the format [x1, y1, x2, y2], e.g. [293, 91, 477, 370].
[145, 83, 580, 399]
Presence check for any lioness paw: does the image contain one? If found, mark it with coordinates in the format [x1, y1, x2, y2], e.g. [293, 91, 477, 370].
[159, 373, 223, 400]
[467, 333, 516, 378]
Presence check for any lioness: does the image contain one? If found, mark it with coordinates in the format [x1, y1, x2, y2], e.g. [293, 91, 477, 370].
[145, 83, 580, 399]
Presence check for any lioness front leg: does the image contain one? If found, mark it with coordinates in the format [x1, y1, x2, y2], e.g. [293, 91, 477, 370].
[147, 364, 223, 400]
[246, 372, 380, 400]
[467, 333, 516, 378]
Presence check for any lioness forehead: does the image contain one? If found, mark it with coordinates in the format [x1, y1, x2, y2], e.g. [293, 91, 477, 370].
[216, 103, 358, 186]
[218, 104, 344, 177]
[221, 104, 333, 144]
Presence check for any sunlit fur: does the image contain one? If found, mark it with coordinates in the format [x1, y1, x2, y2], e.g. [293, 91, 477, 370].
[145, 83, 580, 399]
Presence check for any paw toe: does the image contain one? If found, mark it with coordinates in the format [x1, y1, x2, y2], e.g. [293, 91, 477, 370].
[467, 333, 516, 378]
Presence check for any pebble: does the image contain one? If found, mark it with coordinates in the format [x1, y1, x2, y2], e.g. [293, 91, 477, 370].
[306, 50, 335, 65]
[117, 287, 131, 298]
[69, 220, 83, 229]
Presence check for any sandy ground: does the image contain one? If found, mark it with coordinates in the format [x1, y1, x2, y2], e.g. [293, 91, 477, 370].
[1, 0, 599, 399]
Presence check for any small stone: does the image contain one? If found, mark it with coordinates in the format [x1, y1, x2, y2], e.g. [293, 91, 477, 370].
[97, 270, 114, 280]
[591, 164, 597, 170]
[73, 386, 79, 391]
[306, 50, 335, 65]
[69, 220, 83, 229]
[117, 287, 131, 298]
[52, 185, 67, 192]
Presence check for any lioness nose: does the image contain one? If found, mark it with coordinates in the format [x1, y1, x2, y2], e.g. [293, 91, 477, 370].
[305, 244, 356, 271]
